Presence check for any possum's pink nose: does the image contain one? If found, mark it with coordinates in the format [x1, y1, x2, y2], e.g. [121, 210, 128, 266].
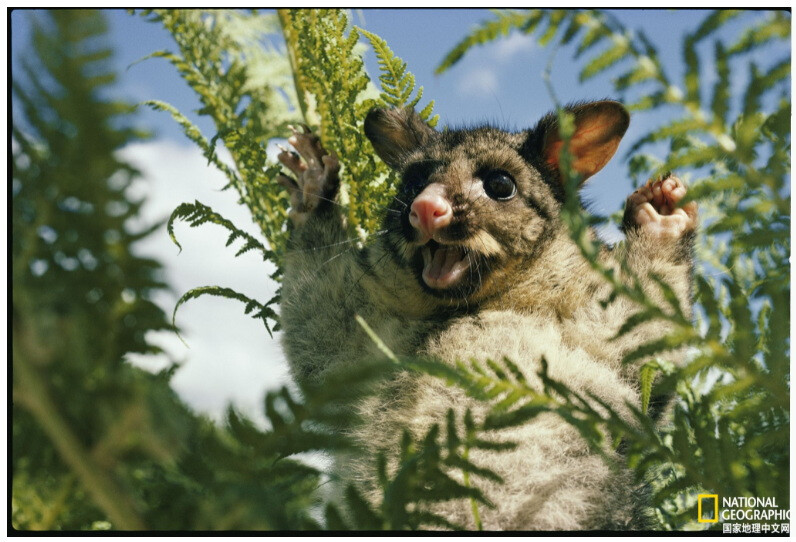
[409, 183, 452, 240]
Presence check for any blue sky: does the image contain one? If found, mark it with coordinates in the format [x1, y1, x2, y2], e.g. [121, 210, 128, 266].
[10, 9, 790, 421]
[12, 9, 787, 209]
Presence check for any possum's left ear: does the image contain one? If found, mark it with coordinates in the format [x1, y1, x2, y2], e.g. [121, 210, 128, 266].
[525, 101, 629, 184]
[364, 107, 437, 169]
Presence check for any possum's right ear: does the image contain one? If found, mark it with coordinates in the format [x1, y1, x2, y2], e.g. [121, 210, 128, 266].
[364, 107, 436, 169]
[525, 101, 630, 184]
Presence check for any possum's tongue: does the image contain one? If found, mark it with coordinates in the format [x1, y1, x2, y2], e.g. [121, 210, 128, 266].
[420, 244, 469, 289]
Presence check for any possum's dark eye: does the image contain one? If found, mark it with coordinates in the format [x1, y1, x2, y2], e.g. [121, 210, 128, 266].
[483, 170, 517, 201]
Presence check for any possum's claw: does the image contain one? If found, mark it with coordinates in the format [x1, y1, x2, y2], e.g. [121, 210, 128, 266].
[278, 128, 340, 227]
[623, 174, 697, 240]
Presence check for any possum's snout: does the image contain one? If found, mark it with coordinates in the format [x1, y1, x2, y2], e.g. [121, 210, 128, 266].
[408, 183, 452, 244]
[407, 183, 471, 289]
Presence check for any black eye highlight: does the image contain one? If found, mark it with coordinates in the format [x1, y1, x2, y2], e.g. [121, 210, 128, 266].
[482, 170, 517, 201]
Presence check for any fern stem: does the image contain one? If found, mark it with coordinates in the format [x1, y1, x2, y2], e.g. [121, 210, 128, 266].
[462, 447, 482, 531]
[13, 348, 146, 530]
[277, 9, 310, 125]
[355, 314, 400, 364]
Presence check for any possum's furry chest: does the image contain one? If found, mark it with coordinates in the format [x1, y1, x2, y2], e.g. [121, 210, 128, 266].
[347, 310, 643, 530]
[421, 310, 638, 414]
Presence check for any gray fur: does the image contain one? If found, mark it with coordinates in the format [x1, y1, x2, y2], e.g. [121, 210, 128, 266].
[278, 103, 696, 530]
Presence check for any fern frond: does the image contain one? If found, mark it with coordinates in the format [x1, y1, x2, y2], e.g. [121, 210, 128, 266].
[575, 14, 612, 57]
[359, 28, 438, 125]
[726, 11, 791, 56]
[281, 9, 409, 237]
[435, 10, 535, 74]
[692, 9, 744, 41]
[709, 41, 730, 126]
[742, 57, 790, 116]
[142, 100, 239, 184]
[167, 200, 273, 261]
[344, 484, 384, 529]
[639, 362, 660, 415]
[172, 285, 279, 338]
[141, 10, 298, 258]
[580, 32, 631, 82]
[622, 328, 701, 365]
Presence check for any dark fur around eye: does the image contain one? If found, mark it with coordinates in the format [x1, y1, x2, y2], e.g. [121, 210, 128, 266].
[482, 170, 517, 201]
[401, 160, 441, 194]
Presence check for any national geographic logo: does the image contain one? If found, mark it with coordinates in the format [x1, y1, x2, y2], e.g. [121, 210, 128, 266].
[698, 494, 719, 523]
[698, 494, 791, 525]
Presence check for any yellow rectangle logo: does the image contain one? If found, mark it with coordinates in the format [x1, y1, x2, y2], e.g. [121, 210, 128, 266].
[698, 494, 719, 523]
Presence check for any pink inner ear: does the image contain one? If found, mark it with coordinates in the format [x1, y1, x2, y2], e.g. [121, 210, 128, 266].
[544, 110, 626, 181]
[544, 140, 564, 171]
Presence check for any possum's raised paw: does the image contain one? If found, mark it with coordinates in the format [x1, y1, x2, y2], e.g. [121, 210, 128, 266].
[277, 125, 340, 227]
[623, 173, 697, 240]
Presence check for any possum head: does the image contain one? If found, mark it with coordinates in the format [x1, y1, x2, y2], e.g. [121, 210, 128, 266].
[364, 101, 629, 302]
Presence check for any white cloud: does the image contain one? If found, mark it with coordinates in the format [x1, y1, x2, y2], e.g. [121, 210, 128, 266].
[493, 31, 535, 62]
[120, 140, 290, 424]
[454, 31, 534, 99]
[457, 67, 499, 97]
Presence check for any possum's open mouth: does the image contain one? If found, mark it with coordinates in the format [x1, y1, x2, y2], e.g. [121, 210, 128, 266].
[419, 240, 471, 289]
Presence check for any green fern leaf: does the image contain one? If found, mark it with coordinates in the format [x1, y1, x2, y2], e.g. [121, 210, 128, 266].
[143, 100, 239, 183]
[639, 362, 660, 415]
[435, 10, 531, 74]
[359, 27, 435, 122]
[710, 42, 730, 125]
[172, 285, 278, 338]
[727, 11, 790, 56]
[344, 484, 383, 529]
[580, 34, 632, 82]
[537, 10, 568, 46]
[167, 200, 272, 260]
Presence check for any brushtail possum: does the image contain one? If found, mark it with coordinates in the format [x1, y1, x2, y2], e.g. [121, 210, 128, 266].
[277, 101, 697, 530]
